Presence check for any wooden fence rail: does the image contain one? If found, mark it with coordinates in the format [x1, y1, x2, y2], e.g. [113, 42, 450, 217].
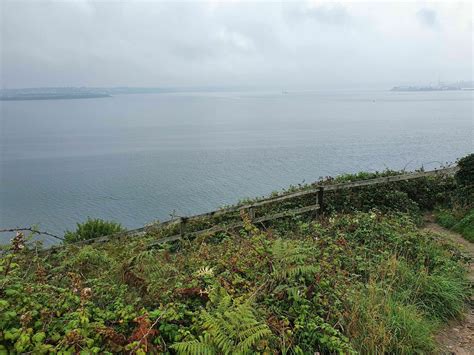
[69, 165, 458, 248]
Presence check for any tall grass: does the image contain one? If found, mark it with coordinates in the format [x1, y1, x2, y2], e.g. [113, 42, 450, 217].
[345, 252, 469, 353]
[346, 282, 436, 354]
[391, 260, 468, 321]
[436, 208, 474, 242]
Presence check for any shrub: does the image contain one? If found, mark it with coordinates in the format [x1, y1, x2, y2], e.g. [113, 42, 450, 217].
[325, 187, 420, 217]
[64, 218, 125, 243]
[455, 153, 474, 186]
[61, 245, 115, 276]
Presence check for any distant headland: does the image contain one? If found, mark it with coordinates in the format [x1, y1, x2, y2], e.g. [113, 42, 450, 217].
[391, 80, 474, 92]
[0, 86, 244, 101]
[0, 87, 112, 101]
[0, 92, 112, 101]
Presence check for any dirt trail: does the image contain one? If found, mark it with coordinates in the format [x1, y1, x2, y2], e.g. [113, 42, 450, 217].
[423, 213, 474, 355]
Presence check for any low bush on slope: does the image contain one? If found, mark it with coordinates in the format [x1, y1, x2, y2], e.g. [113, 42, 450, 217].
[64, 218, 125, 243]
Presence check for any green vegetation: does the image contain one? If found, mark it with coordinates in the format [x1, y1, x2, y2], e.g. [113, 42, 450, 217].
[435, 153, 474, 241]
[436, 209, 474, 242]
[64, 218, 125, 243]
[455, 153, 474, 186]
[0, 155, 472, 353]
[0, 211, 469, 354]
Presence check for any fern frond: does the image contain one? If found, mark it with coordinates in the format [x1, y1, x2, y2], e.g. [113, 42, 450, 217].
[237, 323, 272, 340]
[287, 286, 300, 300]
[177, 287, 272, 355]
[171, 339, 215, 355]
[236, 324, 272, 353]
[210, 287, 232, 313]
[202, 311, 234, 352]
[287, 265, 319, 279]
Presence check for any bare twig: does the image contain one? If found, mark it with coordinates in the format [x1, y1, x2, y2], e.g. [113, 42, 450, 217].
[402, 160, 414, 172]
[0, 227, 64, 241]
[248, 279, 270, 301]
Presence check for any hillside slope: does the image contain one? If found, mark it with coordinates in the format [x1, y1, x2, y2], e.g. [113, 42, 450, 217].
[1, 161, 472, 354]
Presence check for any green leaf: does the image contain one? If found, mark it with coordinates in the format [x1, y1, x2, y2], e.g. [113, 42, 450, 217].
[32, 332, 46, 344]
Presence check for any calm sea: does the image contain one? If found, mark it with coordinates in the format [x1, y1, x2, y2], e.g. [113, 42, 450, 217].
[1, 90, 472, 244]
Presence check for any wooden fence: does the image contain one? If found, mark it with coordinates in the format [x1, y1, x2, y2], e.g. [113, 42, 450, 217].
[70, 165, 458, 248]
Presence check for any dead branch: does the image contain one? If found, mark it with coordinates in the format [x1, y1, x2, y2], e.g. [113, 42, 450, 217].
[0, 227, 64, 241]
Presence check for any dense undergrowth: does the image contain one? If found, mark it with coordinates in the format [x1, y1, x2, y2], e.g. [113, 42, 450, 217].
[0, 155, 472, 354]
[1, 211, 470, 354]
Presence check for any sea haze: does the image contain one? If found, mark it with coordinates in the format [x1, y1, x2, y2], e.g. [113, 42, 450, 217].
[1, 89, 472, 244]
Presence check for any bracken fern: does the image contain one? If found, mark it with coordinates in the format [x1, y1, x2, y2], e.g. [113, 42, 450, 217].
[172, 287, 272, 354]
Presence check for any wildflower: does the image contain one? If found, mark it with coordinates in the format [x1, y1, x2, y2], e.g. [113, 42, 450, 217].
[195, 266, 214, 277]
[81, 287, 92, 300]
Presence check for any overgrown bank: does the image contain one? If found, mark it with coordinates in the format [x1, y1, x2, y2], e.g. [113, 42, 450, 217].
[0, 155, 472, 354]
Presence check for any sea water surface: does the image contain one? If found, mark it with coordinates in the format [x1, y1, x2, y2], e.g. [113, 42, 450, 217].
[1, 90, 472, 244]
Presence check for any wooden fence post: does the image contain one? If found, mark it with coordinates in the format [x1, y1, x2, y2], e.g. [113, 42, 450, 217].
[179, 217, 186, 238]
[249, 207, 255, 221]
[317, 187, 324, 217]
[315, 191, 320, 219]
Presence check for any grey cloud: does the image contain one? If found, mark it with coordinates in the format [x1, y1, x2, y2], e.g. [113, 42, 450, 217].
[1, 1, 471, 89]
[295, 3, 352, 26]
[416, 8, 440, 28]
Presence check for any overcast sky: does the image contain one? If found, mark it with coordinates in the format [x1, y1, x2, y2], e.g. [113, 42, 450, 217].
[1, 0, 472, 89]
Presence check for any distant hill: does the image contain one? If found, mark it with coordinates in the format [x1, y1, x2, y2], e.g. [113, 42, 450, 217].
[0, 87, 111, 101]
[0, 86, 246, 100]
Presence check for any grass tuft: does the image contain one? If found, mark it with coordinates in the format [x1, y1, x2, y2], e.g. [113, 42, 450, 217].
[436, 208, 474, 242]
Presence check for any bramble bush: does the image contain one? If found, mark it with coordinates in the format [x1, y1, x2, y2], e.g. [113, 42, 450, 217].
[455, 153, 474, 186]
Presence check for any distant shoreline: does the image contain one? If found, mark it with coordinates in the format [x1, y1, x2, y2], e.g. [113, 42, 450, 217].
[0, 93, 111, 101]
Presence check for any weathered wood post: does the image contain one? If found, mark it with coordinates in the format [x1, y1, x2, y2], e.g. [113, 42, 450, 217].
[179, 217, 186, 238]
[316, 187, 324, 218]
[249, 207, 255, 221]
[315, 191, 320, 219]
